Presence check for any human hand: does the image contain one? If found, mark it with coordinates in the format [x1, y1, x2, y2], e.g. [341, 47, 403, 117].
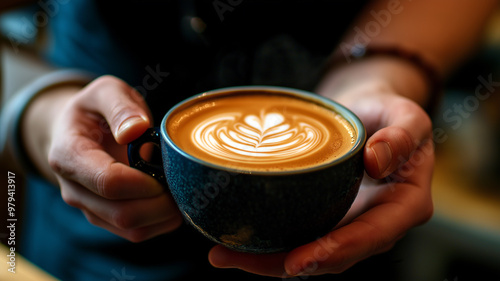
[208, 80, 434, 277]
[47, 76, 183, 242]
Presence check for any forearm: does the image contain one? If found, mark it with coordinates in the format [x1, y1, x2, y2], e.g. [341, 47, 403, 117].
[320, 0, 498, 106]
[340, 0, 497, 76]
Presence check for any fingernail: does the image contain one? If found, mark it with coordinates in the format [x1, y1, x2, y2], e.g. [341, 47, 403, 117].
[117, 116, 147, 136]
[370, 141, 392, 177]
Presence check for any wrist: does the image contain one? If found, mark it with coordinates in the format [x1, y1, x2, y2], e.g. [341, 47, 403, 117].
[0, 69, 94, 177]
[317, 47, 440, 111]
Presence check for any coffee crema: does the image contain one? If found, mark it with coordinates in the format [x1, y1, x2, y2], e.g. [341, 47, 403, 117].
[167, 91, 356, 171]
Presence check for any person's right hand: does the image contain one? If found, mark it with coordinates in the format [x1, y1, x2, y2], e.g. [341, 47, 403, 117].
[47, 75, 183, 242]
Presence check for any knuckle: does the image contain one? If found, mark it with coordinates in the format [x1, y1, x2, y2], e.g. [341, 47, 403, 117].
[390, 126, 415, 159]
[48, 146, 74, 178]
[93, 75, 126, 89]
[60, 187, 79, 208]
[376, 241, 397, 256]
[91, 168, 120, 199]
[109, 103, 137, 127]
[48, 150, 62, 175]
[126, 230, 151, 243]
[395, 99, 432, 138]
[126, 215, 183, 243]
[78, 75, 129, 102]
[83, 212, 101, 227]
[111, 209, 136, 230]
[92, 169, 109, 198]
[393, 97, 422, 114]
[418, 200, 434, 225]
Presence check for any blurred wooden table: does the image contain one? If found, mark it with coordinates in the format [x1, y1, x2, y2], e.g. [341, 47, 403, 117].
[432, 149, 500, 234]
[0, 244, 59, 281]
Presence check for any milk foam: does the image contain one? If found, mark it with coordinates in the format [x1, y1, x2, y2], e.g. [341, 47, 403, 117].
[167, 92, 356, 171]
[192, 110, 329, 164]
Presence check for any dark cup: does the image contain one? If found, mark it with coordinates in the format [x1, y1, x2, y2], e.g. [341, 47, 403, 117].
[128, 86, 366, 253]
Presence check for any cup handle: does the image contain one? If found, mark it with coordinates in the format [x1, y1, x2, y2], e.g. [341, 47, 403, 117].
[127, 127, 166, 183]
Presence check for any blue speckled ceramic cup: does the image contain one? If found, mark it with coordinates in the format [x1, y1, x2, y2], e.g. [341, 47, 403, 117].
[128, 86, 366, 253]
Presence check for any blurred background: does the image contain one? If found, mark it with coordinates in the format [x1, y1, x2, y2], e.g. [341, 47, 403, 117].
[1, 3, 500, 281]
[402, 7, 500, 278]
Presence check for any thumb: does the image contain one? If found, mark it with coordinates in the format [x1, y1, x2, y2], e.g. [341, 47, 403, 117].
[364, 126, 416, 179]
[76, 75, 152, 144]
[363, 101, 432, 179]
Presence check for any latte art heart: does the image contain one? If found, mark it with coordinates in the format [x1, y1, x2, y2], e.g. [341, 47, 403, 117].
[192, 111, 329, 163]
[167, 91, 356, 171]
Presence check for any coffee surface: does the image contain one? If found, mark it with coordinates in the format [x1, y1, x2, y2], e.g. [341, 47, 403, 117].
[167, 91, 356, 171]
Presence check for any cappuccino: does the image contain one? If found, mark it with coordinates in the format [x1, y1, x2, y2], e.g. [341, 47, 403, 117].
[167, 90, 356, 171]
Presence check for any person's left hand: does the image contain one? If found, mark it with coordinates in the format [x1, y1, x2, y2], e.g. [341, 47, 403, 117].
[207, 80, 434, 277]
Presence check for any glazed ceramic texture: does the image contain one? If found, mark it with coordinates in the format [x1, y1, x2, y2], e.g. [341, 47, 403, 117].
[163, 136, 363, 253]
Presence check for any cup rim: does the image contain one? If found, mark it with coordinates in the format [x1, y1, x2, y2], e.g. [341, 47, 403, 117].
[161, 85, 366, 175]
